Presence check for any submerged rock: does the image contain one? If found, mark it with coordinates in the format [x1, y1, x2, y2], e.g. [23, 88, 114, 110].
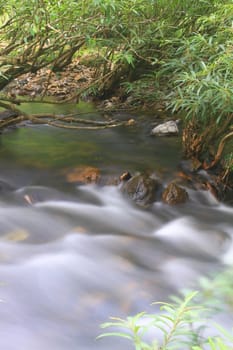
[120, 172, 162, 206]
[151, 120, 179, 136]
[162, 182, 188, 205]
[65, 166, 100, 184]
[0, 179, 15, 193]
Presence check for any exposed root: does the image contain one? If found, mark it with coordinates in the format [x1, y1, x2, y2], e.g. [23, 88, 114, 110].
[204, 131, 233, 170]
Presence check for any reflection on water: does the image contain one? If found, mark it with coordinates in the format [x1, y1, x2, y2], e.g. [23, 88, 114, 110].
[0, 104, 232, 350]
[0, 102, 181, 178]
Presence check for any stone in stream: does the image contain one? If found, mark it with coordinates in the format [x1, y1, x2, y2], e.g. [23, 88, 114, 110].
[151, 120, 179, 136]
[162, 182, 188, 205]
[120, 172, 162, 207]
[65, 166, 100, 184]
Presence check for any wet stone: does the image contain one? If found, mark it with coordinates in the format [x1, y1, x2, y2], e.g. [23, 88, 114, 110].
[65, 166, 100, 184]
[162, 182, 188, 205]
[120, 173, 162, 207]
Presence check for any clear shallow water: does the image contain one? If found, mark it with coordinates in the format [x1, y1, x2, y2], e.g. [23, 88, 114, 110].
[0, 102, 181, 180]
[0, 104, 232, 350]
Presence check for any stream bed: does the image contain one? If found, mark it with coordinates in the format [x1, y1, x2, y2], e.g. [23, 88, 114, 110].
[0, 103, 232, 350]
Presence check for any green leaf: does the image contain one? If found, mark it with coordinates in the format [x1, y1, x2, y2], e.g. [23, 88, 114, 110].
[96, 332, 132, 340]
[214, 324, 233, 341]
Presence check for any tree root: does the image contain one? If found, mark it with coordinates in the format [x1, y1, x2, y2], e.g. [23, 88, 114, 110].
[204, 131, 233, 170]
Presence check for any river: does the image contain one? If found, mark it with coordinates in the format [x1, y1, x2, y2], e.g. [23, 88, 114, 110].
[0, 102, 232, 350]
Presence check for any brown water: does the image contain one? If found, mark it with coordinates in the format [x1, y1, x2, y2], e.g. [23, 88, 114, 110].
[0, 102, 232, 350]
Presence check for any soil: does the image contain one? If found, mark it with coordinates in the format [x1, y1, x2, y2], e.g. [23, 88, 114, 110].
[4, 58, 95, 102]
[3, 57, 154, 111]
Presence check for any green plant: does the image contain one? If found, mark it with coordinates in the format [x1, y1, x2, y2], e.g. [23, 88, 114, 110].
[223, 153, 233, 172]
[97, 289, 233, 350]
[0, 0, 232, 178]
[198, 267, 233, 311]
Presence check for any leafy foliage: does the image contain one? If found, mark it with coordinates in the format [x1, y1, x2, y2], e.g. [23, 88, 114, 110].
[97, 290, 233, 350]
[0, 0, 232, 174]
[98, 268, 233, 350]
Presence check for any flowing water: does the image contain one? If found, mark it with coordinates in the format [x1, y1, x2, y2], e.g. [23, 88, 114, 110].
[0, 103, 232, 350]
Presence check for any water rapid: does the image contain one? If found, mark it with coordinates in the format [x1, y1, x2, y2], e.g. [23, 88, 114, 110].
[0, 105, 232, 350]
[0, 183, 232, 350]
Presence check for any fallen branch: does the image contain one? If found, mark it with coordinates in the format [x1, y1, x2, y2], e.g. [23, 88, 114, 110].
[46, 121, 124, 129]
[0, 108, 129, 130]
[29, 114, 118, 125]
[0, 115, 26, 128]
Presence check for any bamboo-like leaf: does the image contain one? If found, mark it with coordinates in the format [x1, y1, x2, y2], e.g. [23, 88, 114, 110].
[96, 332, 132, 340]
[213, 324, 233, 341]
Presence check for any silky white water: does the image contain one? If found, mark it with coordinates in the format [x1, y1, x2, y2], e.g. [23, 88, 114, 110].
[0, 106, 232, 349]
[0, 183, 232, 350]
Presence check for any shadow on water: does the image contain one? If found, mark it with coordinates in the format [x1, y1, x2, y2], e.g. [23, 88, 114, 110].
[0, 102, 232, 350]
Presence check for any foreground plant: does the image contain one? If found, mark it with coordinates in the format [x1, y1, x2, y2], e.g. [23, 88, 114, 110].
[97, 291, 233, 350]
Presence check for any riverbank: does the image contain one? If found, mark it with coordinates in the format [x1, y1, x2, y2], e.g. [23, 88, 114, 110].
[1, 59, 231, 204]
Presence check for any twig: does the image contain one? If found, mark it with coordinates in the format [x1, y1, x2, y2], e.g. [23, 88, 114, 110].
[0, 115, 26, 129]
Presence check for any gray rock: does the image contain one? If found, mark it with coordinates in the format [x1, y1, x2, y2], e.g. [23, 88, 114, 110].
[151, 120, 179, 136]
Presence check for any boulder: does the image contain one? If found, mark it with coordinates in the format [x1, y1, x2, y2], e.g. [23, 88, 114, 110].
[151, 120, 179, 136]
[162, 182, 188, 205]
[120, 172, 162, 206]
